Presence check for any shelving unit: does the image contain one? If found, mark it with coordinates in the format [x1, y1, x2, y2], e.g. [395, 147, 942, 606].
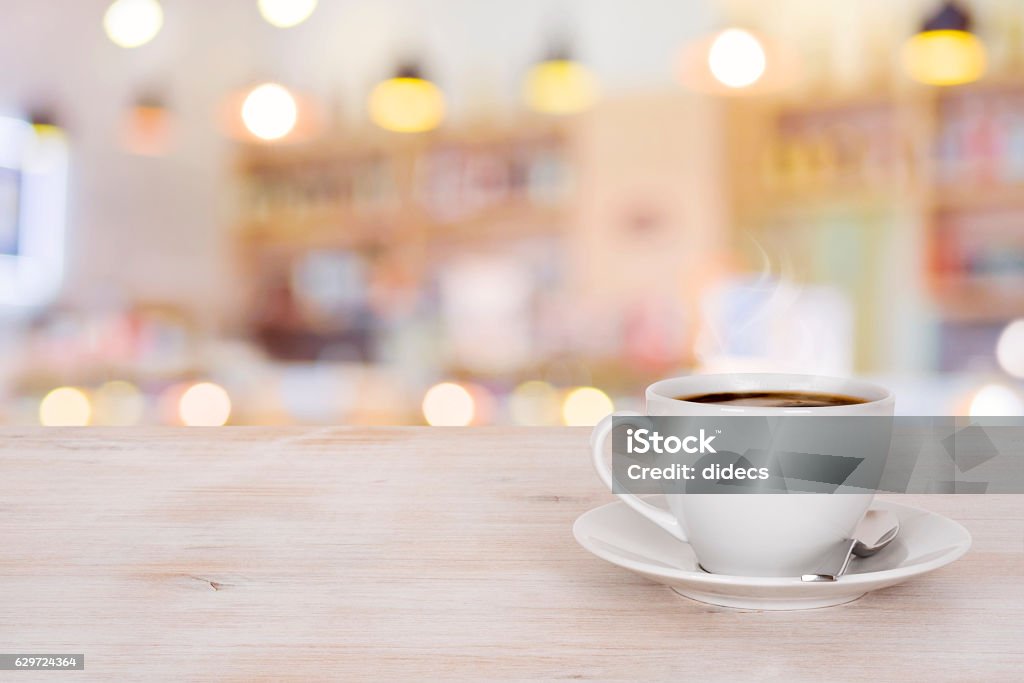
[233, 123, 574, 363]
[927, 82, 1024, 325]
[727, 83, 1024, 372]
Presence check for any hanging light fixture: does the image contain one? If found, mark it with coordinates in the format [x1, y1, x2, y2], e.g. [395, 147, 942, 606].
[103, 0, 164, 49]
[523, 42, 599, 115]
[258, 0, 318, 29]
[122, 93, 174, 156]
[28, 109, 64, 139]
[368, 63, 446, 133]
[902, 1, 986, 86]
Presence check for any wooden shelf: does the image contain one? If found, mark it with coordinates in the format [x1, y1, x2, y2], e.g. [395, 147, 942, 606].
[232, 123, 575, 360]
[932, 184, 1024, 211]
[728, 83, 1024, 340]
[925, 271, 1024, 321]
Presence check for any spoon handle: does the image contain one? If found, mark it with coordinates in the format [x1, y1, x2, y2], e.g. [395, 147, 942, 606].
[801, 538, 858, 582]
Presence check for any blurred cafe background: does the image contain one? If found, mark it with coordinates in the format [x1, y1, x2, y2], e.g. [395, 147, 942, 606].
[2, 0, 1024, 427]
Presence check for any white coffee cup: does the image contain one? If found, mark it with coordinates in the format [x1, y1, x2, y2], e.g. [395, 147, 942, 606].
[591, 373, 894, 576]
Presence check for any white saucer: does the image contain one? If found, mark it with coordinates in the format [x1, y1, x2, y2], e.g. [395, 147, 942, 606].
[573, 497, 971, 611]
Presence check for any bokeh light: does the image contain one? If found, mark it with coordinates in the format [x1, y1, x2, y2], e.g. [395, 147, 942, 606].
[996, 319, 1024, 379]
[902, 30, 986, 86]
[368, 76, 445, 133]
[103, 0, 164, 49]
[969, 384, 1024, 417]
[708, 29, 767, 89]
[39, 387, 92, 426]
[523, 59, 599, 115]
[258, 0, 318, 28]
[561, 386, 614, 426]
[241, 83, 298, 141]
[178, 382, 232, 426]
[422, 382, 475, 426]
[93, 380, 145, 426]
[509, 380, 561, 425]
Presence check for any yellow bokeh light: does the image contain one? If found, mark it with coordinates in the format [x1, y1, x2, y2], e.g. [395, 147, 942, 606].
[368, 77, 446, 133]
[103, 0, 164, 49]
[523, 59, 599, 115]
[94, 380, 145, 426]
[242, 83, 298, 141]
[902, 30, 986, 86]
[258, 0, 318, 28]
[178, 382, 232, 426]
[39, 387, 92, 426]
[708, 28, 767, 89]
[422, 382, 475, 426]
[509, 380, 561, 425]
[562, 387, 614, 427]
[969, 384, 1024, 417]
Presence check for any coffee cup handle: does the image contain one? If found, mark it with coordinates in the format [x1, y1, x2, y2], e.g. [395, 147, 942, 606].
[591, 411, 687, 542]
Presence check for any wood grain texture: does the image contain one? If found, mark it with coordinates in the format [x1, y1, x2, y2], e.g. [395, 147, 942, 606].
[0, 427, 1021, 682]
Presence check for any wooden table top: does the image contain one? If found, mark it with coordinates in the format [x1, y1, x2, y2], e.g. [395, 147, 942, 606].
[1, 428, 1022, 681]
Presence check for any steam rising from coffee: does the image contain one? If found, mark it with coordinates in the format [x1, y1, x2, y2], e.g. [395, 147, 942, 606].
[694, 238, 852, 376]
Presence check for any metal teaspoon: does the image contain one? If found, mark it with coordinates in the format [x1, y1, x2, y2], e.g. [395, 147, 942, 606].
[801, 509, 900, 582]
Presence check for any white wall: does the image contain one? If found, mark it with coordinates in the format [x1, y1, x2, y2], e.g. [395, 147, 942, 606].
[0, 0, 716, 326]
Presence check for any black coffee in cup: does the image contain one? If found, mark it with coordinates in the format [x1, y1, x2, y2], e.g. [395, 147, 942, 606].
[677, 391, 867, 408]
